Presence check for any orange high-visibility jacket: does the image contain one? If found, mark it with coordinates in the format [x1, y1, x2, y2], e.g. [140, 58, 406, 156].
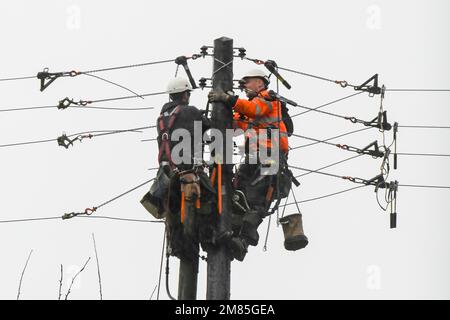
[232, 90, 289, 153]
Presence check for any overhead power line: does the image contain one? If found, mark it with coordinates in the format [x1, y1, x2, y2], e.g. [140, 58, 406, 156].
[275, 65, 357, 88]
[0, 75, 36, 82]
[399, 184, 450, 189]
[290, 92, 363, 119]
[290, 127, 371, 150]
[278, 185, 369, 208]
[294, 154, 364, 179]
[0, 90, 165, 113]
[385, 89, 450, 92]
[0, 215, 163, 225]
[0, 125, 155, 149]
[0, 105, 155, 113]
[0, 57, 178, 83]
[62, 177, 156, 220]
[398, 125, 450, 129]
[396, 152, 450, 157]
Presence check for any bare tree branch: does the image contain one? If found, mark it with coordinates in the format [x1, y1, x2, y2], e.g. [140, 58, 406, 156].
[58, 264, 63, 300]
[17, 249, 33, 300]
[92, 233, 103, 300]
[65, 257, 91, 300]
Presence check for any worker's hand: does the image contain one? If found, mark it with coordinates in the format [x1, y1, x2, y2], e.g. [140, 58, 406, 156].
[180, 173, 201, 202]
[208, 90, 232, 104]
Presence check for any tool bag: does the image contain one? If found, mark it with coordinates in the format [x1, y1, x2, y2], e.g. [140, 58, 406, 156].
[140, 167, 171, 219]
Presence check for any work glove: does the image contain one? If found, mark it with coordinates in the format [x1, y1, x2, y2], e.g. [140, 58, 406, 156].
[180, 173, 201, 202]
[208, 90, 232, 104]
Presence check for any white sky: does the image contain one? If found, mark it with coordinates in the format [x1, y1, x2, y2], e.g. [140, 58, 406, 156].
[0, 0, 449, 300]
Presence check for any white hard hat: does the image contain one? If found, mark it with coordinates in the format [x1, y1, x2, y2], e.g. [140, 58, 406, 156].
[241, 69, 270, 86]
[166, 77, 193, 94]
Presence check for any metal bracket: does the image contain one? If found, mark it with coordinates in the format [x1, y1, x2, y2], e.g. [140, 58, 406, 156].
[58, 97, 91, 110]
[175, 56, 198, 89]
[235, 47, 247, 59]
[57, 133, 92, 149]
[360, 140, 385, 158]
[199, 45, 212, 57]
[354, 74, 381, 96]
[337, 140, 385, 158]
[198, 77, 243, 91]
[366, 173, 388, 188]
[347, 111, 392, 131]
[57, 134, 75, 149]
[36, 68, 79, 92]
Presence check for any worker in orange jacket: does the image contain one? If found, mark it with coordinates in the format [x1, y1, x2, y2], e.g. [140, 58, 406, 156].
[208, 69, 307, 261]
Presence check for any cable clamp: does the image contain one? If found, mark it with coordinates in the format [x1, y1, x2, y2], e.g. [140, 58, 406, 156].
[354, 73, 382, 96]
[37, 68, 81, 92]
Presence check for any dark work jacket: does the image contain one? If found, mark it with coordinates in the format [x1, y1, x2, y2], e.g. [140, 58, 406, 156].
[157, 101, 210, 172]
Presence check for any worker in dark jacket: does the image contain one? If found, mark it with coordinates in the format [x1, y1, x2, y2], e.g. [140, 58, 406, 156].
[141, 77, 214, 263]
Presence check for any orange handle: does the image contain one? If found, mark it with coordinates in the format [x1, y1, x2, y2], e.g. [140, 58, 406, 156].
[218, 163, 222, 215]
[195, 198, 201, 209]
[210, 167, 217, 185]
[181, 191, 186, 223]
[266, 185, 274, 203]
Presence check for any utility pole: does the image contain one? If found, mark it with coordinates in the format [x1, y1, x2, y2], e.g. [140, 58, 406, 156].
[178, 256, 198, 300]
[207, 36, 234, 300]
[177, 203, 199, 300]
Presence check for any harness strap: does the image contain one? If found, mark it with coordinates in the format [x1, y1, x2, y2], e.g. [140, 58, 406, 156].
[157, 106, 182, 168]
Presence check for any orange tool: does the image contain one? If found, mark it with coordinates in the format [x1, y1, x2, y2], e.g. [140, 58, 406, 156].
[181, 191, 186, 223]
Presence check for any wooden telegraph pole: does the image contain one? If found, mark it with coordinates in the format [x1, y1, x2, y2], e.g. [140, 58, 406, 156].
[206, 36, 234, 300]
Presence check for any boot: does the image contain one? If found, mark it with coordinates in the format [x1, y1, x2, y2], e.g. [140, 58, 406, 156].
[279, 213, 309, 251]
[241, 210, 263, 246]
[229, 237, 248, 262]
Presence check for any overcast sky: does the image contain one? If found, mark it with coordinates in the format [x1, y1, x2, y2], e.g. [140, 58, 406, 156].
[0, 0, 449, 300]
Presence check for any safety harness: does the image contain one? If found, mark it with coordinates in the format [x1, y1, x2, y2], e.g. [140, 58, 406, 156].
[157, 105, 182, 169]
[157, 105, 205, 224]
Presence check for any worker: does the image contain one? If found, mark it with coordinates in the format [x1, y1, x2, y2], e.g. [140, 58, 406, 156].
[208, 69, 308, 261]
[141, 77, 214, 263]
